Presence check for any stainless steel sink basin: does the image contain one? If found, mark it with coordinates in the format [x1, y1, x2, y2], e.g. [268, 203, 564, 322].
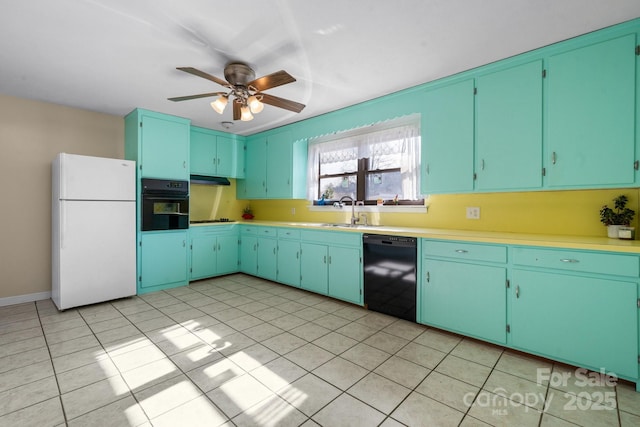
[320, 223, 378, 229]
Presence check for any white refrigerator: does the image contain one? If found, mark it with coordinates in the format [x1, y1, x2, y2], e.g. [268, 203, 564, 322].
[52, 153, 137, 310]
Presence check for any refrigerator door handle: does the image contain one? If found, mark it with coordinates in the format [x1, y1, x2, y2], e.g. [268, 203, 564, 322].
[60, 202, 66, 249]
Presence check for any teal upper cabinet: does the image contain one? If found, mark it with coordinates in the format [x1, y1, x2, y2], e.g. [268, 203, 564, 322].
[266, 131, 294, 199]
[125, 109, 190, 180]
[237, 131, 307, 199]
[239, 135, 268, 199]
[190, 126, 245, 178]
[475, 60, 543, 191]
[421, 79, 475, 194]
[546, 34, 637, 188]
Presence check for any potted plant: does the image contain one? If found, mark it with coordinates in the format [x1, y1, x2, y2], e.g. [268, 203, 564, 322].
[599, 195, 635, 238]
[242, 206, 254, 220]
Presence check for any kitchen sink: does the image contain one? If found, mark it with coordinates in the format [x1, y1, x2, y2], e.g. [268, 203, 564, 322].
[320, 223, 379, 229]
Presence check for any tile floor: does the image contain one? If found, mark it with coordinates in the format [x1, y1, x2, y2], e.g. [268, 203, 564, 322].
[1, 273, 639, 426]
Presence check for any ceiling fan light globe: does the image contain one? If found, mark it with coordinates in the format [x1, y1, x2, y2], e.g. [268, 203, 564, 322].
[240, 105, 254, 121]
[248, 95, 264, 114]
[210, 96, 228, 114]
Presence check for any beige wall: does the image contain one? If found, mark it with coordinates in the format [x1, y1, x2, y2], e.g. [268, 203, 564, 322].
[0, 94, 124, 301]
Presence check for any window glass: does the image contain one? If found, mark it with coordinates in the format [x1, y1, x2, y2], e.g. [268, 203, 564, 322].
[307, 115, 422, 204]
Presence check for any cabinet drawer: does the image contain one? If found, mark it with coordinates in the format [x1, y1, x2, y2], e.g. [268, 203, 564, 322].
[512, 247, 640, 277]
[239, 225, 257, 235]
[422, 240, 507, 263]
[255, 227, 277, 237]
[278, 228, 300, 240]
[300, 230, 362, 247]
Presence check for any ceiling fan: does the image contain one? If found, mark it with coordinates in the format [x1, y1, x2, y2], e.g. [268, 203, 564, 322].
[168, 62, 305, 121]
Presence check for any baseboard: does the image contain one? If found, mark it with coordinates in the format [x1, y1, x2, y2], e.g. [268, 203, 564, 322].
[0, 291, 52, 307]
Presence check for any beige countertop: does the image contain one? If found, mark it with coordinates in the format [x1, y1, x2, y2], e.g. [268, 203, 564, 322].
[231, 220, 640, 254]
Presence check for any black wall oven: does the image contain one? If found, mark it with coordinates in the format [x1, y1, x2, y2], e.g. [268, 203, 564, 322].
[141, 178, 189, 231]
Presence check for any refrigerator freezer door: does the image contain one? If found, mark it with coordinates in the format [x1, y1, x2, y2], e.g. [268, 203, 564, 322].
[56, 153, 136, 201]
[53, 200, 136, 310]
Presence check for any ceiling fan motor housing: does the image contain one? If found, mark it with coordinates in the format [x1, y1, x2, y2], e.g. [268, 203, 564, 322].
[224, 62, 255, 87]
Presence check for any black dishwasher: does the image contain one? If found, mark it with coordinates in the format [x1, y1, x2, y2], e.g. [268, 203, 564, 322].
[363, 234, 417, 322]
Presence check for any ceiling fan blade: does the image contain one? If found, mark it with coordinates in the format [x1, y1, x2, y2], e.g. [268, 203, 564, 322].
[248, 70, 296, 91]
[167, 92, 225, 102]
[176, 67, 229, 87]
[233, 101, 241, 120]
[259, 93, 305, 113]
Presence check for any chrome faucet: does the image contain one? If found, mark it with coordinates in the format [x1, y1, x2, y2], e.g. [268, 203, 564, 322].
[339, 195, 358, 225]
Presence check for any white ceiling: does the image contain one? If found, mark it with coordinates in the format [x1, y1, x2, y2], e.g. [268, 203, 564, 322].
[1, 0, 639, 136]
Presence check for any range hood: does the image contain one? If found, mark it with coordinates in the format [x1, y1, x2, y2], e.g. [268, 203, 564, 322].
[190, 175, 231, 186]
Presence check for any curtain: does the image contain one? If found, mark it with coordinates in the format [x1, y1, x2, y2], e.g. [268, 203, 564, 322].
[307, 115, 421, 200]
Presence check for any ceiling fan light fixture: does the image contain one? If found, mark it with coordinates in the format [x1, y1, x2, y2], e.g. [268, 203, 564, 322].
[248, 95, 264, 114]
[210, 95, 228, 114]
[240, 104, 254, 121]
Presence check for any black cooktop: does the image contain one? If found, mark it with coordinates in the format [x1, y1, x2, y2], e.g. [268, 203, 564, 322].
[190, 218, 235, 224]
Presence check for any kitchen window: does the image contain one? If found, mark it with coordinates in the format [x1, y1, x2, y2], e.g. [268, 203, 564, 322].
[307, 115, 422, 204]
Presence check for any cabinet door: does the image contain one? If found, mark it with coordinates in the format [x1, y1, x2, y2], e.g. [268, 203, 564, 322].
[546, 34, 636, 187]
[300, 243, 329, 295]
[140, 232, 188, 290]
[257, 237, 277, 281]
[217, 234, 239, 275]
[190, 128, 217, 176]
[328, 246, 362, 304]
[141, 115, 189, 180]
[421, 259, 506, 344]
[511, 269, 637, 378]
[266, 131, 292, 198]
[240, 235, 258, 275]
[216, 136, 234, 177]
[190, 235, 217, 280]
[241, 136, 267, 199]
[421, 79, 475, 194]
[476, 61, 543, 191]
[277, 240, 301, 287]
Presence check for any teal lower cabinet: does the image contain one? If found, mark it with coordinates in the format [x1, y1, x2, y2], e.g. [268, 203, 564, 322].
[300, 230, 363, 305]
[277, 228, 301, 287]
[510, 247, 640, 382]
[420, 240, 508, 344]
[327, 245, 362, 304]
[139, 231, 189, 294]
[256, 235, 277, 281]
[239, 225, 258, 275]
[510, 269, 637, 379]
[300, 242, 329, 295]
[239, 235, 258, 276]
[189, 225, 239, 281]
[421, 259, 507, 344]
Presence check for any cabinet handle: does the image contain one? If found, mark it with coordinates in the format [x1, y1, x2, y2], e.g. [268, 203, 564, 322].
[273, 247, 276, 255]
[182, 240, 186, 247]
[481, 159, 485, 170]
[296, 252, 299, 259]
[217, 158, 220, 165]
[323, 255, 326, 264]
[218, 244, 221, 251]
[560, 258, 580, 263]
[213, 244, 216, 252]
[455, 249, 468, 254]
[328, 256, 331, 264]
[516, 285, 520, 299]
[183, 161, 186, 169]
[426, 271, 430, 283]
[552, 152, 557, 165]
[253, 244, 257, 251]
[426, 164, 429, 174]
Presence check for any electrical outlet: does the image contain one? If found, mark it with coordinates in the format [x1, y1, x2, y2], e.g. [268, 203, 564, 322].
[291, 207, 296, 215]
[466, 207, 480, 219]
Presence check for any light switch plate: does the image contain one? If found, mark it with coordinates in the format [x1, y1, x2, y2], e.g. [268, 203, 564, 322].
[466, 207, 480, 219]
